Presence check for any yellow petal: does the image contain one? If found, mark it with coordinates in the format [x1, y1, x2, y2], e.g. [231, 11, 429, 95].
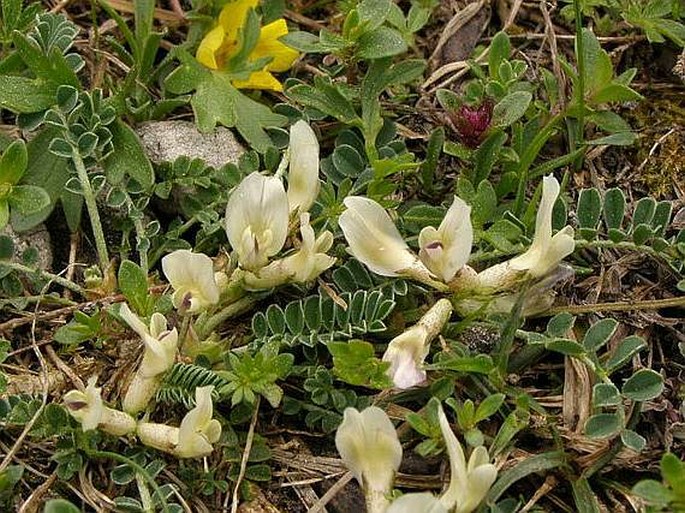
[219, 0, 260, 42]
[196, 25, 226, 69]
[251, 19, 299, 72]
[233, 70, 284, 91]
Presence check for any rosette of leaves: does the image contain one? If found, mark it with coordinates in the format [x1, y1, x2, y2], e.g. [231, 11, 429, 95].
[0, 140, 49, 228]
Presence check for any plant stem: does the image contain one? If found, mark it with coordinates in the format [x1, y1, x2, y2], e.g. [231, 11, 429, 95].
[86, 449, 170, 513]
[196, 295, 258, 340]
[545, 295, 685, 315]
[71, 149, 109, 272]
[4, 261, 87, 296]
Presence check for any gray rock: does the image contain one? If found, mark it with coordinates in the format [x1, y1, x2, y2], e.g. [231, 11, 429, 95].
[136, 120, 245, 169]
[2, 223, 53, 271]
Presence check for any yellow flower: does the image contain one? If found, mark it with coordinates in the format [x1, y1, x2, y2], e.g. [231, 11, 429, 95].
[196, 0, 299, 91]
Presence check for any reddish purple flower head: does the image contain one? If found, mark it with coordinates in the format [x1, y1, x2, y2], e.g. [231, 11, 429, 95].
[448, 100, 494, 148]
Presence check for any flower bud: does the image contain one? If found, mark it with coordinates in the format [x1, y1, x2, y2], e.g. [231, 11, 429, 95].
[287, 121, 320, 214]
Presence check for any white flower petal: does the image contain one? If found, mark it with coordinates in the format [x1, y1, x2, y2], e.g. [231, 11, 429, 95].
[335, 406, 402, 491]
[387, 493, 448, 513]
[287, 120, 320, 213]
[63, 376, 104, 431]
[509, 175, 575, 278]
[339, 196, 417, 277]
[458, 464, 498, 513]
[225, 172, 289, 270]
[437, 404, 468, 511]
[383, 328, 429, 389]
[119, 303, 149, 341]
[175, 386, 220, 458]
[162, 250, 219, 312]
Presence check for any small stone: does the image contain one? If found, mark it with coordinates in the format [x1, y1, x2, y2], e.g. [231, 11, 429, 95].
[136, 120, 245, 169]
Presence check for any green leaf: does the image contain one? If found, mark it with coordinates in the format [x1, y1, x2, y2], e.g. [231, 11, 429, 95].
[661, 452, 685, 491]
[0, 139, 27, 185]
[357, 0, 392, 30]
[328, 340, 392, 389]
[487, 451, 565, 502]
[631, 480, 673, 506]
[571, 477, 602, 513]
[0, 236, 13, 260]
[104, 120, 154, 190]
[280, 31, 322, 53]
[603, 188, 625, 230]
[582, 318, 618, 352]
[473, 129, 506, 186]
[0, 75, 56, 113]
[546, 312, 575, 338]
[430, 354, 494, 374]
[620, 429, 646, 452]
[605, 335, 646, 374]
[0, 200, 8, 229]
[43, 499, 81, 513]
[580, 29, 613, 98]
[474, 393, 505, 423]
[577, 188, 601, 230]
[621, 369, 664, 401]
[546, 338, 586, 356]
[7, 185, 50, 215]
[118, 260, 151, 315]
[492, 91, 532, 128]
[356, 27, 407, 60]
[0, 464, 24, 495]
[488, 32, 511, 81]
[592, 383, 621, 407]
[287, 78, 359, 124]
[586, 132, 637, 146]
[585, 413, 622, 439]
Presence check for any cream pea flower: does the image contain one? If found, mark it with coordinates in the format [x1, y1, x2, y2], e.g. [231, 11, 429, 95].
[243, 212, 335, 290]
[339, 196, 446, 289]
[418, 196, 473, 283]
[162, 250, 220, 313]
[136, 386, 222, 459]
[476, 175, 575, 293]
[437, 404, 497, 513]
[335, 406, 402, 513]
[508, 175, 575, 278]
[119, 303, 178, 415]
[382, 299, 453, 389]
[63, 377, 136, 436]
[225, 172, 289, 271]
[287, 121, 320, 214]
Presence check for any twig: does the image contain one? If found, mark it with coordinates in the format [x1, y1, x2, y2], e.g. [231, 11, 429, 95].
[4, 261, 87, 296]
[545, 296, 685, 316]
[307, 472, 354, 513]
[0, 285, 168, 333]
[229, 396, 261, 513]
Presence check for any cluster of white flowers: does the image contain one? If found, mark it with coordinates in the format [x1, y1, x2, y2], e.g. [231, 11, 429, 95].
[62, 120, 332, 459]
[336, 405, 497, 513]
[63, 378, 221, 459]
[155, 120, 334, 308]
[339, 175, 574, 300]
